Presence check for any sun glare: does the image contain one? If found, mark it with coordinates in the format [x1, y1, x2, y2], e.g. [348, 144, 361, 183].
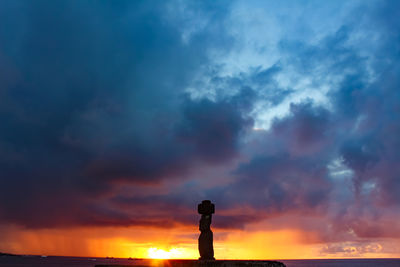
[147, 247, 194, 259]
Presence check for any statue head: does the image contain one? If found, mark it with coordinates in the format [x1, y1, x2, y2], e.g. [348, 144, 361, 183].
[198, 200, 215, 215]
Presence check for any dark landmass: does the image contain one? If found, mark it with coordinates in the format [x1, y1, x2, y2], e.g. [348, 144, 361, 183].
[96, 259, 286, 267]
[0, 252, 20, 257]
[0, 253, 285, 266]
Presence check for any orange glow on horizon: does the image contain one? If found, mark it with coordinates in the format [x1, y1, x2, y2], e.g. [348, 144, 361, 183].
[1, 225, 400, 259]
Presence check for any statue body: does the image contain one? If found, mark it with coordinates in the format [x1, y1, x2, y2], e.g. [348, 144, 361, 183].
[198, 200, 215, 260]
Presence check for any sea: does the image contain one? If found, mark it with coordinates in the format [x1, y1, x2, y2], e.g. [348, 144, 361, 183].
[0, 256, 400, 267]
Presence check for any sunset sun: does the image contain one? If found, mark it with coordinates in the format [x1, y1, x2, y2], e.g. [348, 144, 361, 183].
[147, 247, 182, 259]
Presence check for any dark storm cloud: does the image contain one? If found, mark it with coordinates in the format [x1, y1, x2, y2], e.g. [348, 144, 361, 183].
[176, 97, 253, 163]
[0, 0, 249, 227]
[83, 95, 253, 184]
[1, 0, 400, 245]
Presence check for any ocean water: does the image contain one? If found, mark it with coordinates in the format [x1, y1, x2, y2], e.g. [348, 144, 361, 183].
[0, 256, 399, 267]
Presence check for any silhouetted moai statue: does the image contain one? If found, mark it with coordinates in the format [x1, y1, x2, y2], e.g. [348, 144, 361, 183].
[198, 200, 215, 260]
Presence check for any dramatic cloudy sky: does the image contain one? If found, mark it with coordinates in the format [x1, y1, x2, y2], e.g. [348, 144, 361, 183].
[1, 0, 400, 259]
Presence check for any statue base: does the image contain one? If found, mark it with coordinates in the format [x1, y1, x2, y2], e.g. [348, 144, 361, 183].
[199, 257, 215, 261]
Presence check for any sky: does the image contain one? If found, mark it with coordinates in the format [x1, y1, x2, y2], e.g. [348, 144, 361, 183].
[0, 0, 400, 260]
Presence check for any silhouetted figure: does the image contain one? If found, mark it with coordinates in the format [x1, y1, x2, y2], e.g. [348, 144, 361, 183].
[198, 200, 215, 260]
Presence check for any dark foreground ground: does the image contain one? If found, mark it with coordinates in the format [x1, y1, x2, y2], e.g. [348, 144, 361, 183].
[1, 255, 400, 267]
[96, 259, 285, 267]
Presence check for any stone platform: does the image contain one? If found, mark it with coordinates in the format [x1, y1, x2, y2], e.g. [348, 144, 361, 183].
[95, 259, 286, 267]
